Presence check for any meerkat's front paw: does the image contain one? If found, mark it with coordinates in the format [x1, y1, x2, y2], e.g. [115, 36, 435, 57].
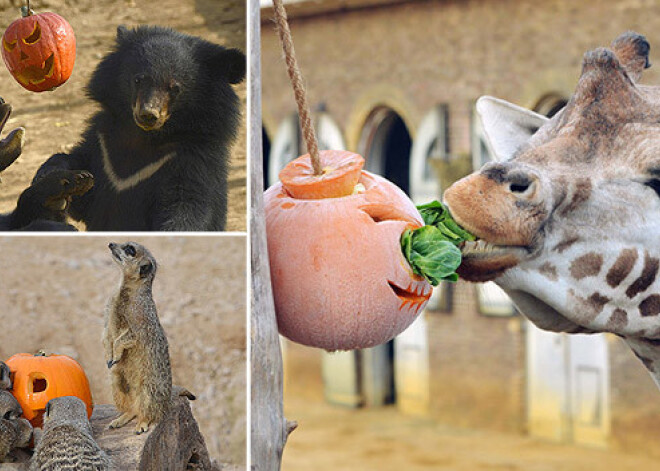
[108, 412, 135, 429]
[135, 420, 151, 435]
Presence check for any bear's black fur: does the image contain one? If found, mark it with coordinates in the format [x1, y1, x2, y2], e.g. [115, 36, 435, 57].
[35, 25, 246, 231]
[0, 169, 94, 231]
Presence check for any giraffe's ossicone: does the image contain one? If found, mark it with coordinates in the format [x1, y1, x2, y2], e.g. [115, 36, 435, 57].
[444, 31, 660, 386]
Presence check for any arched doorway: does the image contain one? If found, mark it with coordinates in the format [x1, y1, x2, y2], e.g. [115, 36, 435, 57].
[354, 107, 413, 407]
[358, 107, 413, 195]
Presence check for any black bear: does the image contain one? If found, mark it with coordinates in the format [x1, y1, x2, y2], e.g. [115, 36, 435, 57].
[0, 99, 93, 231]
[35, 25, 246, 231]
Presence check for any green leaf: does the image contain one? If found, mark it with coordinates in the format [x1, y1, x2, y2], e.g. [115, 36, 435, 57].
[399, 200, 476, 286]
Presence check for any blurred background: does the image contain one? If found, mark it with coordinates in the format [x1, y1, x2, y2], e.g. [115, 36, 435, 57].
[0, 236, 246, 469]
[0, 0, 246, 230]
[260, 0, 660, 469]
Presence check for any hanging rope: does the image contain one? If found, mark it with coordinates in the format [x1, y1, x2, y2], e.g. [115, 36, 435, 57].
[272, 0, 322, 175]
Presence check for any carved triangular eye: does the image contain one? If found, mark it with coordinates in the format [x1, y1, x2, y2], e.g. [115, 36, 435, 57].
[22, 21, 41, 45]
[3, 39, 16, 52]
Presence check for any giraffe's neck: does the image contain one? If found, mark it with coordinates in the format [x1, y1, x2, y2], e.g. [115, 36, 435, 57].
[624, 337, 660, 388]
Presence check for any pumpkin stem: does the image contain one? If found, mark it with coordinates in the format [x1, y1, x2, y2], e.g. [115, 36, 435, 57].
[21, 0, 33, 17]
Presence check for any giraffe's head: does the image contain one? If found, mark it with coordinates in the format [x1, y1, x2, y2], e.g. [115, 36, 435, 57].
[444, 32, 660, 336]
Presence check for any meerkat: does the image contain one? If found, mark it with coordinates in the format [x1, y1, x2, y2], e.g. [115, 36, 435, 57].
[104, 241, 172, 435]
[0, 361, 11, 390]
[0, 391, 22, 421]
[0, 417, 32, 462]
[30, 396, 110, 471]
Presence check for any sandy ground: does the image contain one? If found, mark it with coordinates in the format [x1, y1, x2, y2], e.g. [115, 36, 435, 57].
[282, 396, 659, 471]
[0, 236, 246, 467]
[0, 0, 246, 231]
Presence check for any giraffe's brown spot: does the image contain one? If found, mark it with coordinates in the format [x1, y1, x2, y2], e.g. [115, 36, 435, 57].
[552, 235, 580, 253]
[560, 179, 592, 215]
[606, 248, 638, 288]
[539, 262, 558, 281]
[569, 289, 611, 323]
[639, 294, 660, 317]
[570, 252, 603, 280]
[625, 252, 659, 298]
[605, 308, 628, 331]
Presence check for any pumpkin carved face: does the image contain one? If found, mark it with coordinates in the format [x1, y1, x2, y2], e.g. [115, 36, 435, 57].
[265, 151, 432, 351]
[5, 353, 93, 428]
[2, 12, 76, 92]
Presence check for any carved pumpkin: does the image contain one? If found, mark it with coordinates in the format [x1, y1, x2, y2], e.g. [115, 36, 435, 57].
[265, 150, 432, 351]
[2, 9, 76, 92]
[5, 352, 93, 428]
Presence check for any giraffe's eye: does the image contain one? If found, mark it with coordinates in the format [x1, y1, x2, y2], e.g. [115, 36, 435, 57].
[644, 179, 660, 198]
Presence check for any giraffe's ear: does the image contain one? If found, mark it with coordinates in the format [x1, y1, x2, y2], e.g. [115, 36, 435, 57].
[476, 96, 549, 162]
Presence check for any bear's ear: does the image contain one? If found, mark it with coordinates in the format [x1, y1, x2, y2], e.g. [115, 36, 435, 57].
[116, 25, 131, 43]
[205, 46, 246, 85]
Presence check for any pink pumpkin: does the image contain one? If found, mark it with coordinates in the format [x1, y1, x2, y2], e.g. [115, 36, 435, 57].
[265, 150, 432, 351]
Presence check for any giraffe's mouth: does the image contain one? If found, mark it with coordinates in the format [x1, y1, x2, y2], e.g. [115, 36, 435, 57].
[457, 239, 531, 282]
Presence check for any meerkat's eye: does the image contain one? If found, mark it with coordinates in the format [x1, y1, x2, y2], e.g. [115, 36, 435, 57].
[123, 245, 137, 257]
[134, 74, 145, 85]
[139, 262, 153, 277]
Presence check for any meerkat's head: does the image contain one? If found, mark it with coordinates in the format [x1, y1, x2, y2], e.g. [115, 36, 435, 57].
[0, 361, 11, 390]
[0, 391, 23, 420]
[43, 396, 91, 434]
[12, 418, 33, 448]
[108, 241, 158, 283]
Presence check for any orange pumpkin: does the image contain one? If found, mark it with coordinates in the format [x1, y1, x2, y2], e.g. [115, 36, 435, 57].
[2, 9, 76, 92]
[5, 352, 93, 428]
[265, 150, 432, 351]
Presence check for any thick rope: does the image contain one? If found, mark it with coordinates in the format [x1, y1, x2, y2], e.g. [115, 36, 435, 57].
[272, 0, 322, 175]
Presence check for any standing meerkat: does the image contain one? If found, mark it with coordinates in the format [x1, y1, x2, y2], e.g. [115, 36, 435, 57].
[0, 417, 32, 463]
[0, 361, 11, 390]
[30, 396, 110, 471]
[104, 241, 172, 434]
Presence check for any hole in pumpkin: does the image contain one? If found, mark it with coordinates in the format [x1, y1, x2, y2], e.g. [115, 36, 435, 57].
[20, 51, 28, 61]
[15, 53, 55, 85]
[3, 39, 16, 53]
[23, 22, 41, 45]
[32, 378, 47, 393]
[359, 204, 420, 227]
[388, 281, 431, 309]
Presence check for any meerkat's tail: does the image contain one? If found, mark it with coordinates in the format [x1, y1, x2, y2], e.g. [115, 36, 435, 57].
[172, 385, 196, 401]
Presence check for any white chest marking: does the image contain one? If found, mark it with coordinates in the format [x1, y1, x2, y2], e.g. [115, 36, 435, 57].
[99, 132, 175, 192]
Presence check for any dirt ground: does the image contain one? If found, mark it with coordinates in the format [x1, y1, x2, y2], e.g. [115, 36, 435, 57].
[0, 236, 246, 467]
[0, 0, 246, 231]
[282, 397, 659, 471]
[282, 353, 657, 471]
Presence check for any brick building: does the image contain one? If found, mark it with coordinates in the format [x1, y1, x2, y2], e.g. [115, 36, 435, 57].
[261, 0, 660, 457]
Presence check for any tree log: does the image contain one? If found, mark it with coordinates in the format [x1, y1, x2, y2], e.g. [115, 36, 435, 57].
[250, 0, 295, 468]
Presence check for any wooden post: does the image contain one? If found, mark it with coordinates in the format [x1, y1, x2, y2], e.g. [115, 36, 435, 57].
[249, 1, 296, 469]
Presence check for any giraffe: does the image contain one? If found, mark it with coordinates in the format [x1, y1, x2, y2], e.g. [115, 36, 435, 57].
[443, 31, 660, 388]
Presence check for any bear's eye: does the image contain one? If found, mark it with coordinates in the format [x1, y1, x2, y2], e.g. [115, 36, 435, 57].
[169, 81, 181, 96]
[123, 245, 137, 257]
[134, 74, 145, 85]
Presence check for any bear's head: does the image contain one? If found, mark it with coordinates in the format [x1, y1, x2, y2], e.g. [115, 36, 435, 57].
[87, 25, 245, 137]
